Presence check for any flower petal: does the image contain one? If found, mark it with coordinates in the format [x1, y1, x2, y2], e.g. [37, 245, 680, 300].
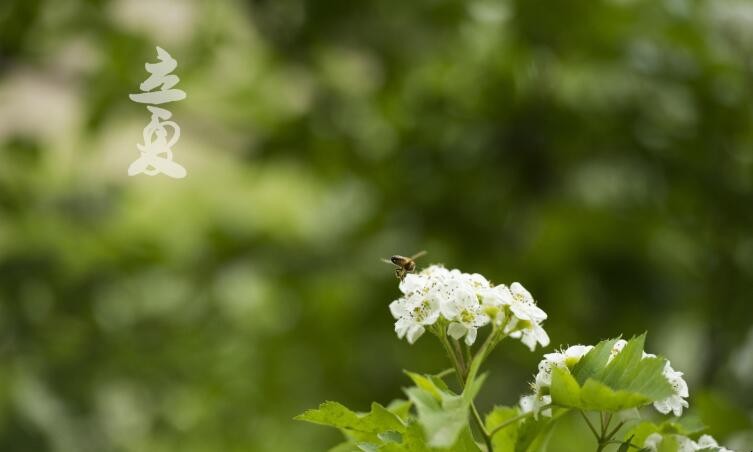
[465, 327, 478, 345]
[447, 322, 467, 340]
[406, 324, 425, 344]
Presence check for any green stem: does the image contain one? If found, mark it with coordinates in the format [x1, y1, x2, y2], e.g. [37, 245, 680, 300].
[603, 412, 612, 437]
[580, 410, 621, 452]
[467, 326, 505, 385]
[579, 411, 599, 441]
[604, 420, 625, 443]
[452, 338, 467, 379]
[471, 403, 489, 437]
[439, 330, 494, 451]
[439, 332, 465, 388]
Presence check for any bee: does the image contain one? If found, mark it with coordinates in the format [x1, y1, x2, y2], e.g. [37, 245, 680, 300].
[382, 251, 427, 280]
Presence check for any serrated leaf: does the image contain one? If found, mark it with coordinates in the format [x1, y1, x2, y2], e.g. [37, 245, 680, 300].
[295, 401, 406, 444]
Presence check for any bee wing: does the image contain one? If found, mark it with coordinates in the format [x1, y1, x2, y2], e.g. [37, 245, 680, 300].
[380, 258, 394, 265]
[410, 250, 427, 260]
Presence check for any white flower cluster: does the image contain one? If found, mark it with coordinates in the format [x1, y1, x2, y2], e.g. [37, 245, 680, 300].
[389, 265, 549, 349]
[643, 433, 734, 452]
[520, 340, 689, 417]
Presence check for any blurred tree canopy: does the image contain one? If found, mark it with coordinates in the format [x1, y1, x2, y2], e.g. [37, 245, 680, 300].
[1, 0, 752, 450]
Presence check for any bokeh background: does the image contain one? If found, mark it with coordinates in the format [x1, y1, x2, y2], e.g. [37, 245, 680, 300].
[1, 0, 753, 450]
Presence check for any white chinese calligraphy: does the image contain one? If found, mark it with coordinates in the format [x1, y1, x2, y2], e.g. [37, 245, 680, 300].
[129, 47, 187, 178]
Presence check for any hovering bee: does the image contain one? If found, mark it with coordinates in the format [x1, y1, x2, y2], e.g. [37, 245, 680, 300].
[382, 251, 427, 280]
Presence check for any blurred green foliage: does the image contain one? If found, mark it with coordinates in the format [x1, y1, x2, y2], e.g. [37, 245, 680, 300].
[1, 0, 752, 450]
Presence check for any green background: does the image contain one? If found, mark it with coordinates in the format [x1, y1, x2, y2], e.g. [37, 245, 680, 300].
[1, 0, 752, 450]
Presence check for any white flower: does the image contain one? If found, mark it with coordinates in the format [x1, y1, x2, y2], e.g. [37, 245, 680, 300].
[653, 361, 689, 416]
[480, 282, 549, 351]
[643, 433, 663, 451]
[441, 280, 489, 345]
[506, 283, 550, 351]
[637, 349, 688, 417]
[508, 282, 547, 323]
[519, 393, 552, 419]
[477, 284, 513, 325]
[697, 434, 734, 452]
[389, 271, 444, 344]
[389, 294, 440, 344]
[643, 433, 733, 452]
[462, 272, 492, 290]
[509, 322, 550, 352]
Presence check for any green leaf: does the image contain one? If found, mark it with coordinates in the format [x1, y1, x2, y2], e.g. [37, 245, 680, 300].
[550, 367, 582, 408]
[485, 406, 520, 452]
[579, 379, 650, 411]
[295, 401, 406, 443]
